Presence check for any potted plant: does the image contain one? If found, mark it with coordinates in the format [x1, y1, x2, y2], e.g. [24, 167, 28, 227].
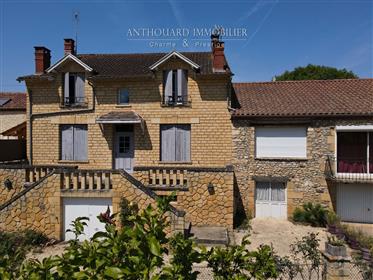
[326, 211, 340, 235]
[359, 236, 373, 262]
[326, 236, 347, 257]
[343, 226, 361, 250]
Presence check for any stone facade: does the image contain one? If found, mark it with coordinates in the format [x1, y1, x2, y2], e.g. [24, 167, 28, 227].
[25, 59, 232, 169]
[232, 118, 373, 219]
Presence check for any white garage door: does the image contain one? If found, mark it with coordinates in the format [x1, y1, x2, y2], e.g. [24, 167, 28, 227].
[337, 184, 373, 223]
[63, 197, 113, 241]
[255, 181, 287, 219]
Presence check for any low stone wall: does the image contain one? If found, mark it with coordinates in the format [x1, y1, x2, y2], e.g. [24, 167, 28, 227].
[133, 166, 234, 229]
[0, 167, 27, 205]
[0, 172, 61, 239]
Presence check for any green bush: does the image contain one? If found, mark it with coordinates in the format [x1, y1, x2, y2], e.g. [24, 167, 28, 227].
[292, 203, 328, 227]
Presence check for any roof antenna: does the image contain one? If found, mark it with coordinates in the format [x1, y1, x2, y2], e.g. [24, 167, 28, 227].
[73, 11, 80, 53]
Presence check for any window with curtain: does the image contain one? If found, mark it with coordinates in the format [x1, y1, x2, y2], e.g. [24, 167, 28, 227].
[63, 72, 85, 106]
[61, 125, 88, 161]
[256, 181, 286, 202]
[163, 69, 188, 105]
[337, 132, 368, 173]
[160, 124, 190, 162]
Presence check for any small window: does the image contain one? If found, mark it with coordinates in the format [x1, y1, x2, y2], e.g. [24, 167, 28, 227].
[118, 89, 130, 104]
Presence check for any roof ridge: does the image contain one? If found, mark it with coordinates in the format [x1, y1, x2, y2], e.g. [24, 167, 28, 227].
[233, 78, 373, 85]
[78, 51, 211, 56]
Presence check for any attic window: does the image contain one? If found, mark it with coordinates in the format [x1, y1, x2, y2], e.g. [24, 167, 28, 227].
[0, 98, 11, 107]
[62, 72, 86, 107]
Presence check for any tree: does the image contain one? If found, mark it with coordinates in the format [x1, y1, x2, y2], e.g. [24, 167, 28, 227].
[275, 64, 358, 81]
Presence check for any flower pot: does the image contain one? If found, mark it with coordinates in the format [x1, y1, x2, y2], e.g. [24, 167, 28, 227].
[360, 247, 371, 261]
[346, 237, 360, 250]
[327, 224, 338, 234]
[326, 242, 347, 257]
[335, 227, 345, 240]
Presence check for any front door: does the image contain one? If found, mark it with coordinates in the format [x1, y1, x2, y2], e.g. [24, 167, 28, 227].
[115, 132, 134, 172]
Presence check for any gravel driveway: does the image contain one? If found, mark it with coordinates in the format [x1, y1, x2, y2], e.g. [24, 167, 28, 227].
[234, 218, 330, 256]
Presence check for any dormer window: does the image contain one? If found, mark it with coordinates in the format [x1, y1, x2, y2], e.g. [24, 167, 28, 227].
[163, 69, 188, 106]
[63, 72, 86, 107]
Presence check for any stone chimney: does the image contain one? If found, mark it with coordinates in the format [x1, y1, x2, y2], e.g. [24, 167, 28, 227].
[34, 46, 51, 74]
[64, 38, 75, 55]
[211, 34, 226, 72]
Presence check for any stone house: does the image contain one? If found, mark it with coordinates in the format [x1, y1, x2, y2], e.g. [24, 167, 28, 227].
[0, 35, 373, 240]
[0, 92, 26, 139]
[231, 80, 373, 224]
[0, 36, 234, 240]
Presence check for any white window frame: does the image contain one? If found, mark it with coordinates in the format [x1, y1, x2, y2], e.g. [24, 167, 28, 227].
[118, 89, 130, 105]
[255, 126, 307, 159]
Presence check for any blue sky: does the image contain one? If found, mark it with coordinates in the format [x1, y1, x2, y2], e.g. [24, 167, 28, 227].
[0, 0, 372, 91]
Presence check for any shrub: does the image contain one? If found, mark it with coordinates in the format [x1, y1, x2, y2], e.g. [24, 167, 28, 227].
[119, 197, 139, 227]
[292, 203, 328, 227]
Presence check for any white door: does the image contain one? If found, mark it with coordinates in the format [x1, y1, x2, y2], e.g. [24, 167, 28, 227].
[337, 183, 373, 223]
[255, 181, 287, 219]
[63, 197, 113, 241]
[115, 132, 134, 172]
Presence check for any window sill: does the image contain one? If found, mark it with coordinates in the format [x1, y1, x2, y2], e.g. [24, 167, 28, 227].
[60, 104, 89, 109]
[116, 104, 131, 108]
[58, 160, 89, 164]
[158, 161, 193, 165]
[255, 157, 308, 162]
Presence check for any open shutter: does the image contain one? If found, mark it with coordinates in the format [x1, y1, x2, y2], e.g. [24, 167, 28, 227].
[61, 125, 73, 160]
[75, 73, 85, 103]
[175, 125, 190, 162]
[64, 72, 70, 104]
[73, 125, 88, 161]
[164, 70, 173, 103]
[161, 125, 176, 161]
[177, 69, 188, 103]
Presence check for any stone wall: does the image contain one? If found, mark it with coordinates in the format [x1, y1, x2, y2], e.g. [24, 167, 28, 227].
[232, 119, 336, 218]
[0, 167, 184, 239]
[133, 167, 234, 228]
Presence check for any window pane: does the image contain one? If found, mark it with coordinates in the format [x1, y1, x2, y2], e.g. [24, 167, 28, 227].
[119, 89, 129, 104]
[337, 132, 367, 173]
[256, 182, 270, 201]
[271, 182, 286, 202]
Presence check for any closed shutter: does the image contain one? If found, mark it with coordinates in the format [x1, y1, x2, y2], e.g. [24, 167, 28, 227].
[61, 125, 74, 160]
[256, 126, 307, 158]
[175, 125, 190, 161]
[73, 125, 88, 161]
[64, 72, 70, 103]
[161, 125, 176, 161]
[75, 73, 85, 103]
[164, 70, 173, 103]
[177, 69, 188, 102]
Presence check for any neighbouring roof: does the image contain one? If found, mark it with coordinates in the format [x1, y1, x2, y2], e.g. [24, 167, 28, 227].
[1, 121, 26, 138]
[0, 93, 26, 111]
[232, 79, 373, 118]
[96, 111, 142, 124]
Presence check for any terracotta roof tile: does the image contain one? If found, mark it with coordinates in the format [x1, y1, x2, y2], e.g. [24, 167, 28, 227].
[232, 79, 373, 118]
[0, 92, 26, 111]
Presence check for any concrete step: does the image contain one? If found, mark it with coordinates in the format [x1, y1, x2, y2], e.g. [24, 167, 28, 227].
[190, 226, 229, 246]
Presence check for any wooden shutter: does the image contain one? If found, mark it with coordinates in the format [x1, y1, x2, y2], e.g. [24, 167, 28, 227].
[75, 73, 85, 103]
[177, 69, 188, 102]
[61, 125, 73, 160]
[64, 72, 70, 103]
[161, 125, 176, 161]
[175, 125, 190, 162]
[73, 125, 88, 161]
[164, 70, 173, 103]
